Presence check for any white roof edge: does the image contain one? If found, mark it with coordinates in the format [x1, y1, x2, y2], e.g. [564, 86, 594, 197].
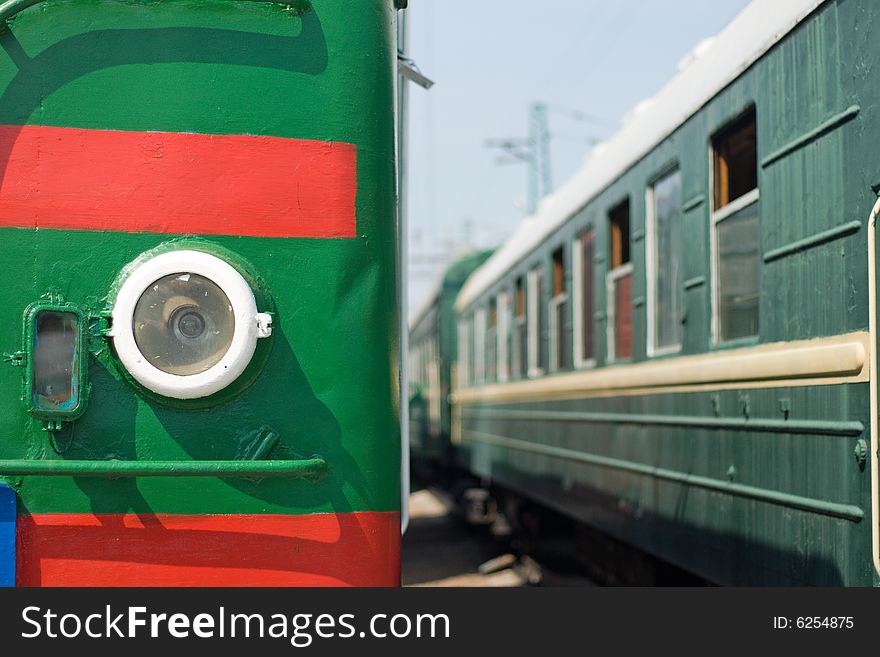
[408, 249, 488, 330]
[455, 0, 825, 312]
[408, 278, 442, 331]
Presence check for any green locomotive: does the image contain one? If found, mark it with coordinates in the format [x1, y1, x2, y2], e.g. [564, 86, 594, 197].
[411, 0, 880, 585]
[0, 0, 403, 586]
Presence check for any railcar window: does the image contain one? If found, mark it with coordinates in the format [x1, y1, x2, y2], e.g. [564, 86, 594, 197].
[512, 277, 527, 379]
[549, 247, 569, 371]
[428, 337, 441, 424]
[497, 291, 511, 383]
[487, 298, 498, 383]
[610, 201, 631, 268]
[713, 110, 757, 209]
[414, 340, 421, 387]
[457, 316, 472, 388]
[607, 200, 633, 360]
[711, 109, 760, 342]
[647, 168, 683, 354]
[527, 267, 545, 377]
[573, 229, 595, 366]
[474, 308, 487, 384]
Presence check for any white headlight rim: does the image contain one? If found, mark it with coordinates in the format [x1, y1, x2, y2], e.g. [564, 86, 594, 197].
[111, 249, 270, 400]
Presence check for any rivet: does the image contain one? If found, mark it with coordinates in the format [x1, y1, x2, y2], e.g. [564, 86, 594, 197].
[854, 439, 868, 470]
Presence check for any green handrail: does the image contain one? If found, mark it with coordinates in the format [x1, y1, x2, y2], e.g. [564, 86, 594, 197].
[0, 457, 327, 477]
[0, 0, 46, 28]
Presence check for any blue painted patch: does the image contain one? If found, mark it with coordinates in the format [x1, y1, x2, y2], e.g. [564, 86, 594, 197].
[0, 483, 15, 587]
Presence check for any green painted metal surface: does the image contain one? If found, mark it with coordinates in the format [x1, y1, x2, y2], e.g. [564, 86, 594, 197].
[0, 1, 401, 516]
[445, 0, 880, 585]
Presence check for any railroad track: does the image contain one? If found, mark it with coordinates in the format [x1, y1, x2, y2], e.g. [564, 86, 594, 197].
[402, 489, 596, 587]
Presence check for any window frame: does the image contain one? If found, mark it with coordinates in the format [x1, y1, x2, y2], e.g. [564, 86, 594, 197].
[709, 107, 760, 346]
[456, 316, 470, 389]
[548, 247, 568, 373]
[527, 266, 545, 378]
[572, 229, 597, 369]
[645, 166, 684, 358]
[606, 198, 633, 363]
[606, 261, 634, 362]
[497, 291, 511, 383]
[427, 337, 441, 424]
[473, 307, 487, 384]
[486, 298, 497, 384]
[512, 276, 527, 380]
[709, 187, 760, 344]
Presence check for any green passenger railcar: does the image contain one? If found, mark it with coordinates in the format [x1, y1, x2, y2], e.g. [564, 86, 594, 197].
[409, 251, 491, 482]
[450, 0, 880, 585]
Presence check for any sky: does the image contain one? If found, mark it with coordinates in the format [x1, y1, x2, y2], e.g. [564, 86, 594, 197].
[403, 0, 752, 315]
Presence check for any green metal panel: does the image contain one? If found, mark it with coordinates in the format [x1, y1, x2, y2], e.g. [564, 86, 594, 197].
[460, 383, 872, 585]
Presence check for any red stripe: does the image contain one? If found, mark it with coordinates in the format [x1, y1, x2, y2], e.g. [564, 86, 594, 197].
[0, 125, 357, 238]
[16, 511, 400, 587]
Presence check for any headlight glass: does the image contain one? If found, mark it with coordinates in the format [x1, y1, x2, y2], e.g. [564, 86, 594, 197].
[133, 273, 235, 376]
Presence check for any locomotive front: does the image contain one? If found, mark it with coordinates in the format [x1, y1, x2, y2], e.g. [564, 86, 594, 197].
[0, 0, 401, 586]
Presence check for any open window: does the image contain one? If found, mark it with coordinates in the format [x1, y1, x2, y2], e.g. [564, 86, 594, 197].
[606, 199, 633, 361]
[572, 229, 595, 367]
[647, 168, 683, 355]
[711, 108, 760, 343]
[549, 246, 569, 372]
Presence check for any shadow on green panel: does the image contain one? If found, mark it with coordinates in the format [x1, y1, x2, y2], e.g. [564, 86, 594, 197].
[0, 4, 328, 171]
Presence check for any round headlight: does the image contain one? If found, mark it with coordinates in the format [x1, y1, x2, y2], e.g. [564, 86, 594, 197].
[111, 250, 272, 399]
[133, 273, 235, 376]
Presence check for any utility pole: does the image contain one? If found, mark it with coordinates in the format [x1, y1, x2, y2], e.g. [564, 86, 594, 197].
[529, 102, 552, 215]
[487, 102, 603, 215]
[486, 102, 552, 215]
[396, 1, 433, 533]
